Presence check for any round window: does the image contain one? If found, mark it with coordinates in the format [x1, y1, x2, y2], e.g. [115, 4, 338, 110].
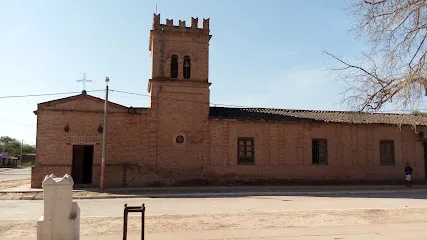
[175, 135, 185, 144]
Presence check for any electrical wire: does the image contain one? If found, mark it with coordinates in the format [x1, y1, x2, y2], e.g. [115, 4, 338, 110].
[110, 89, 269, 108]
[0, 88, 423, 114]
[109, 89, 419, 114]
[0, 90, 104, 99]
[0, 120, 34, 127]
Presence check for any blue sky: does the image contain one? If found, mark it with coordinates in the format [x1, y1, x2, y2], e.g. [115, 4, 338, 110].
[0, 0, 404, 145]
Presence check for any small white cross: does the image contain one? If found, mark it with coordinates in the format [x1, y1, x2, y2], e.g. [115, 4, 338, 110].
[76, 73, 93, 91]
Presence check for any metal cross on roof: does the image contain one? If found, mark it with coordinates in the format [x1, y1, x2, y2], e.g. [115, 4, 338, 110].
[76, 73, 93, 91]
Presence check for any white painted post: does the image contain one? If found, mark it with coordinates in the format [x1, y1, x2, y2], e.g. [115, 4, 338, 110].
[37, 174, 80, 240]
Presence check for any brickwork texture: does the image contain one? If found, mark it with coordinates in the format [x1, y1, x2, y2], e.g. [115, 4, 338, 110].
[31, 14, 427, 188]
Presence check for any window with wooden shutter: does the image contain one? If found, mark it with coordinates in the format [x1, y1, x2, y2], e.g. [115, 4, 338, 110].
[312, 139, 328, 165]
[237, 137, 254, 165]
[380, 140, 395, 165]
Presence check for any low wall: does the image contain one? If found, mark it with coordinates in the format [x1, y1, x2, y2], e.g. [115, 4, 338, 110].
[31, 163, 426, 188]
[31, 165, 72, 188]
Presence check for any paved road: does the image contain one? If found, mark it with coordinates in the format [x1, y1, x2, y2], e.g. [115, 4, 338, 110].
[3, 191, 427, 220]
[0, 168, 30, 182]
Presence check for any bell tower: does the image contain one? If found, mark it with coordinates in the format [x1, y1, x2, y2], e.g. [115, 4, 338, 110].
[148, 13, 211, 82]
[147, 13, 212, 175]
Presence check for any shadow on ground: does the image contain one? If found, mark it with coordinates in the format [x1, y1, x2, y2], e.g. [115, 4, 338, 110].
[72, 184, 427, 200]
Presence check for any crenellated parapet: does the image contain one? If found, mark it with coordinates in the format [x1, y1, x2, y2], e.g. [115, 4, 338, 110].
[152, 13, 210, 35]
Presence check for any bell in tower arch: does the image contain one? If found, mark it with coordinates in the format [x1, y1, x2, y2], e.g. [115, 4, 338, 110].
[183, 56, 191, 79]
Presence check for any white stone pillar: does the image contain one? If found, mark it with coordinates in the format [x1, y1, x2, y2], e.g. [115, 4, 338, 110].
[37, 174, 80, 240]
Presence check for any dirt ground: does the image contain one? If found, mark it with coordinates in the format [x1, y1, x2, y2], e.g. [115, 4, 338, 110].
[0, 179, 30, 191]
[0, 179, 122, 200]
[1, 207, 427, 239]
[2, 178, 427, 239]
[0, 191, 120, 200]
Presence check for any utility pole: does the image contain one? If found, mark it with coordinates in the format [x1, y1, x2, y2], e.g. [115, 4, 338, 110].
[19, 139, 23, 167]
[100, 77, 109, 190]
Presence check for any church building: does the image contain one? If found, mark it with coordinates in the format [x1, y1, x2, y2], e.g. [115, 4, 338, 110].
[31, 14, 427, 188]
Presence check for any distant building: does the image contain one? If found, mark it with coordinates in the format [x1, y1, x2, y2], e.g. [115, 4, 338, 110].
[20, 153, 36, 165]
[31, 14, 427, 188]
[0, 155, 18, 168]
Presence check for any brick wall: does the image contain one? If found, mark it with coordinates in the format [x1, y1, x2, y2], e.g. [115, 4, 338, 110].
[207, 120, 426, 183]
[149, 80, 210, 179]
[149, 16, 210, 82]
[32, 98, 427, 188]
[147, 17, 211, 181]
[31, 15, 427, 188]
[31, 97, 151, 188]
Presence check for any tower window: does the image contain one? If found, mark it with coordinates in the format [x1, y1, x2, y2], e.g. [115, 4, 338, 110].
[170, 55, 178, 79]
[183, 56, 191, 79]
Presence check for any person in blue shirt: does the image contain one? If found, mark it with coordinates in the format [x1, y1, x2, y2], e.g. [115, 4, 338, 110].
[405, 162, 413, 187]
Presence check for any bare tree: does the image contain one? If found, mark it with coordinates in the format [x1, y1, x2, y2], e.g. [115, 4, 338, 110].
[325, 0, 427, 112]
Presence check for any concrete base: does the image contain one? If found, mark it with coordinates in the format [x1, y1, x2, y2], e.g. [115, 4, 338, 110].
[36, 174, 80, 240]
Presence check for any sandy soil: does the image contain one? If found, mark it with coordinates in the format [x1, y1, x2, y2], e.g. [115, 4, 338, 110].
[1, 207, 427, 239]
[0, 179, 30, 191]
[0, 191, 132, 200]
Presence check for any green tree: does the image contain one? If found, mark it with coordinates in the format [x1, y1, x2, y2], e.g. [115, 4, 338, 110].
[411, 110, 427, 116]
[0, 136, 36, 156]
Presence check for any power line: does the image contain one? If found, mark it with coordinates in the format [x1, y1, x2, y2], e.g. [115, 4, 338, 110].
[109, 89, 256, 108]
[0, 88, 422, 115]
[0, 90, 104, 99]
[0, 120, 34, 127]
[109, 89, 421, 114]
[106, 89, 264, 108]
[110, 89, 210, 105]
